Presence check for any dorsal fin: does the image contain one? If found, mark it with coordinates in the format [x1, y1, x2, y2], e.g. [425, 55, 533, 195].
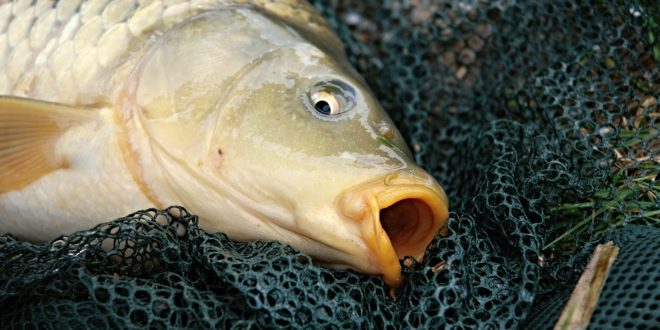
[0, 97, 95, 193]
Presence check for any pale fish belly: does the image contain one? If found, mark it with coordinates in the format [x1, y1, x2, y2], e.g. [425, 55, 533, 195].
[0, 109, 153, 242]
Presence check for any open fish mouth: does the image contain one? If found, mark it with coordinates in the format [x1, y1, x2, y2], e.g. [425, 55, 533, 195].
[339, 172, 449, 288]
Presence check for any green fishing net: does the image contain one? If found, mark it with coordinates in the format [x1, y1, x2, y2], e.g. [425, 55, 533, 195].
[1, 0, 658, 328]
[523, 225, 660, 329]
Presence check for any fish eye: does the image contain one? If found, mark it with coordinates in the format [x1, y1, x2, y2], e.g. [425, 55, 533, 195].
[311, 91, 339, 115]
[307, 80, 356, 118]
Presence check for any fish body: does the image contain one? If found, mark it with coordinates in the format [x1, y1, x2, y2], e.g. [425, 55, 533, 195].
[0, 0, 448, 287]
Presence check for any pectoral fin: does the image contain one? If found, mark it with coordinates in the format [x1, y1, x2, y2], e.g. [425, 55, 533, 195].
[0, 97, 95, 193]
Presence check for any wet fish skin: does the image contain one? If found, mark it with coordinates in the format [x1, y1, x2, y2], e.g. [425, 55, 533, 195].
[0, 0, 342, 102]
[0, 0, 449, 288]
[0, 0, 347, 238]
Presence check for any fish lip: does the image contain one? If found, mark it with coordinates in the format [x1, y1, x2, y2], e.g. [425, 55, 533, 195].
[339, 172, 449, 289]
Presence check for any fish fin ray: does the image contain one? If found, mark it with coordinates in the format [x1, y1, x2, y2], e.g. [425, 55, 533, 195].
[0, 96, 96, 193]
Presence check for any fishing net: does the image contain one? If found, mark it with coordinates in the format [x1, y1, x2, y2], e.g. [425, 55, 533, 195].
[1, 0, 658, 328]
[523, 225, 660, 329]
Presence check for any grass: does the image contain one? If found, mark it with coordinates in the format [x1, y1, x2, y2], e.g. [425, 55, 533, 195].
[543, 138, 659, 252]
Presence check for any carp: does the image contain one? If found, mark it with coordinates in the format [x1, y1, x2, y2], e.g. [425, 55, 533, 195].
[0, 0, 448, 288]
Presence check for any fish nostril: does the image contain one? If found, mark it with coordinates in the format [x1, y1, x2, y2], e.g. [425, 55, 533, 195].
[379, 198, 435, 260]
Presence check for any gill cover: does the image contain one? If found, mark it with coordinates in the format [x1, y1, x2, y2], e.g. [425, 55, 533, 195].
[123, 4, 448, 289]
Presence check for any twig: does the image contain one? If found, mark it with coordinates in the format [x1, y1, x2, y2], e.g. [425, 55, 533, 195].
[554, 242, 620, 330]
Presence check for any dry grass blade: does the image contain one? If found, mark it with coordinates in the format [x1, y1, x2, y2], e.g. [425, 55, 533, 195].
[554, 242, 620, 330]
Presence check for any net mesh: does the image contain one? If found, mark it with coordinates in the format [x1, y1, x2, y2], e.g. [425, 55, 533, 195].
[1, 0, 658, 328]
[523, 225, 660, 329]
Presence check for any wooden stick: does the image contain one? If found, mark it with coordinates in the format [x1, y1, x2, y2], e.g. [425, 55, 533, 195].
[554, 241, 620, 330]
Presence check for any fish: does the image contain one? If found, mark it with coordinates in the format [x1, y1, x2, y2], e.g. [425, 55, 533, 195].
[0, 0, 448, 288]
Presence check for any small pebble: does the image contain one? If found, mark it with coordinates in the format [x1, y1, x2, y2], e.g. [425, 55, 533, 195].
[476, 23, 493, 38]
[459, 48, 476, 64]
[468, 35, 484, 51]
[456, 66, 467, 79]
[344, 11, 361, 26]
[442, 51, 455, 65]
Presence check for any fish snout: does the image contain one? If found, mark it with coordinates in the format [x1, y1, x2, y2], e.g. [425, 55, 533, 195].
[339, 171, 449, 289]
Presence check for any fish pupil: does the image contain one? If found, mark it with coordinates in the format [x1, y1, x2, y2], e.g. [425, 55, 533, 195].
[314, 100, 332, 115]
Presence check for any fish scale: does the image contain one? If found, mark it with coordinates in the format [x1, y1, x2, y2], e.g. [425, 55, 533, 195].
[0, 0, 337, 103]
[0, 0, 178, 102]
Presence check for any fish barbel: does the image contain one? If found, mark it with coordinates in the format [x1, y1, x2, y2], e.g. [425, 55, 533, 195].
[0, 0, 449, 288]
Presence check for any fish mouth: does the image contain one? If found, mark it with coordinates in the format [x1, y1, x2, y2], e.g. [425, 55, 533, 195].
[339, 171, 449, 289]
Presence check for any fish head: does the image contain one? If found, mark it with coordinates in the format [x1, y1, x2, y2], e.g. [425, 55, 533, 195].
[124, 6, 448, 288]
